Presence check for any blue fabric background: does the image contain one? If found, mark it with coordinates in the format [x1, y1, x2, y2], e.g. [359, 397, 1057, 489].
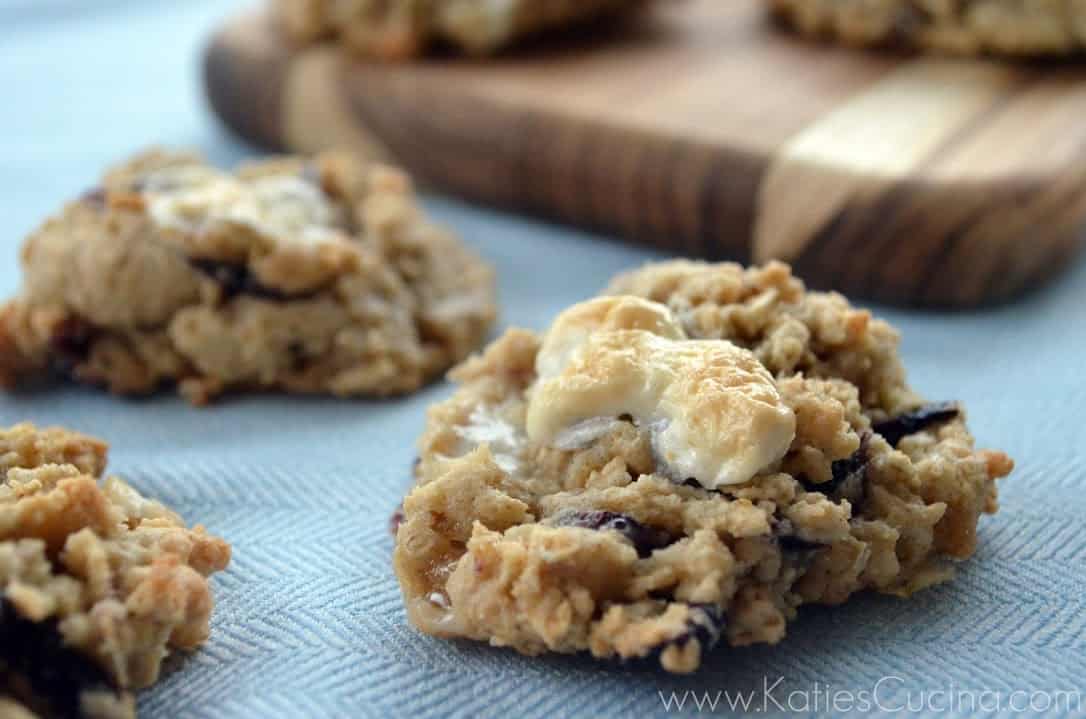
[1, 2, 1084, 717]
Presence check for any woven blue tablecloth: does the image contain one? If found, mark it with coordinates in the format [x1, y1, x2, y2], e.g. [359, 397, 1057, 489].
[2, 2, 1084, 717]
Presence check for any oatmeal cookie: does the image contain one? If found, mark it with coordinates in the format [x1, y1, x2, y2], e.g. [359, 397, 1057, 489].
[0, 150, 496, 404]
[274, 0, 649, 59]
[768, 0, 1086, 56]
[0, 423, 231, 717]
[393, 260, 1013, 673]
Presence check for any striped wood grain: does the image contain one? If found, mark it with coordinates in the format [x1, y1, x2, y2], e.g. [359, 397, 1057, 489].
[204, 0, 1086, 306]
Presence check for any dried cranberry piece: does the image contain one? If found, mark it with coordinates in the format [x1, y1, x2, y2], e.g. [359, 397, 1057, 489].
[188, 259, 299, 302]
[797, 431, 873, 512]
[873, 402, 960, 447]
[798, 433, 870, 505]
[49, 318, 94, 360]
[0, 598, 123, 718]
[48, 317, 96, 379]
[773, 521, 829, 553]
[777, 534, 825, 553]
[794, 436, 873, 519]
[826, 433, 870, 500]
[79, 187, 107, 209]
[552, 510, 673, 558]
[645, 603, 726, 662]
[773, 518, 826, 553]
[389, 503, 405, 537]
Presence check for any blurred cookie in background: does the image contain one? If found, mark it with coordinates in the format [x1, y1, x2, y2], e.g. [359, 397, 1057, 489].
[0, 150, 497, 404]
[274, 0, 653, 59]
[768, 0, 1086, 56]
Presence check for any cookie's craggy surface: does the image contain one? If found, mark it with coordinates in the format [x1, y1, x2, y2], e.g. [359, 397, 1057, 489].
[274, 0, 648, 59]
[0, 423, 231, 718]
[394, 261, 1013, 673]
[769, 0, 1086, 56]
[0, 151, 496, 404]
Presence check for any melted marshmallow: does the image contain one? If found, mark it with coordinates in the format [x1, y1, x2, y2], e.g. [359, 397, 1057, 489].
[453, 404, 523, 473]
[526, 297, 796, 488]
[146, 166, 343, 244]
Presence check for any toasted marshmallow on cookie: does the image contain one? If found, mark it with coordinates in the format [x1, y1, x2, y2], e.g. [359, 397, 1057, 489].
[526, 296, 796, 488]
[145, 163, 350, 250]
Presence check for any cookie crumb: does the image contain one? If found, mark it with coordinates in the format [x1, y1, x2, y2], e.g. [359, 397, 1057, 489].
[0, 423, 230, 712]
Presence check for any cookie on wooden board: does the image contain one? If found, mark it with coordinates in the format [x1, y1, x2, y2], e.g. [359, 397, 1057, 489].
[274, 0, 651, 59]
[768, 0, 1086, 56]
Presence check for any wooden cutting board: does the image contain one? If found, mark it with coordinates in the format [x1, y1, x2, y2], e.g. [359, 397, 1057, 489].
[204, 0, 1086, 307]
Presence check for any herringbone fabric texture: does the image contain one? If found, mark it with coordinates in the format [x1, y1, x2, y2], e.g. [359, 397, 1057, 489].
[1, 2, 1084, 718]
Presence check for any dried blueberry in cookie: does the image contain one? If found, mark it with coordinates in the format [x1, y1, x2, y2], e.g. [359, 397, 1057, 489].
[0, 150, 496, 404]
[0, 423, 231, 717]
[274, 0, 652, 60]
[393, 260, 1013, 673]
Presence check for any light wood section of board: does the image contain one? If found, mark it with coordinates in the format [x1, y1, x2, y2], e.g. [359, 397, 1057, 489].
[204, 0, 1086, 307]
[755, 59, 1021, 266]
[283, 48, 393, 161]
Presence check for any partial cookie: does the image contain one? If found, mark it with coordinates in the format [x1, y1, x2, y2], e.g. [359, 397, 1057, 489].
[274, 0, 649, 59]
[0, 150, 496, 404]
[768, 0, 1086, 56]
[0, 423, 231, 717]
[393, 260, 1013, 673]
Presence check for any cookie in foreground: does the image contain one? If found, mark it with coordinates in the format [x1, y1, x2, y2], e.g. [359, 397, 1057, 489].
[768, 0, 1086, 56]
[274, 0, 650, 59]
[0, 423, 231, 717]
[393, 260, 1013, 673]
[0, 150, 496, 404]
